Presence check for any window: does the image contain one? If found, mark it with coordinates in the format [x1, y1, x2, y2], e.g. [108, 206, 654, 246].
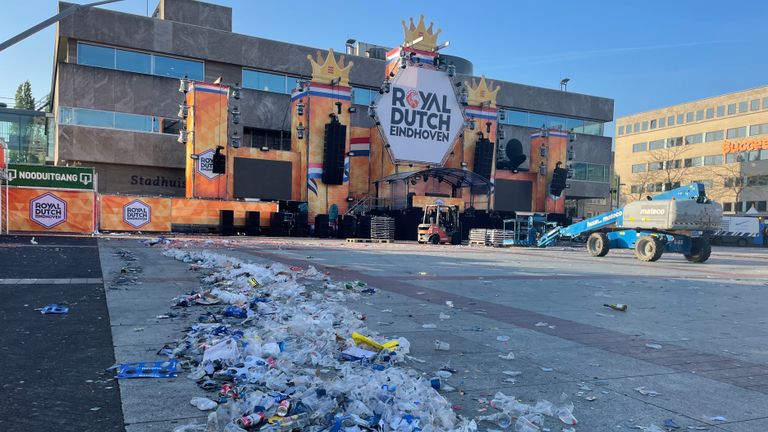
[726, 153, 744, 163]
[716, 106, 725, 117]
[352, 87, 374, 105]
[706, 108, 714, 119]
[242, 69, 289, 93]
[572, 162, 587, 180]
[750, 99, 760, 111]
[668, 115, 675, 126]
[649, 139, 665, 150]
[665, 159, 681, 169]
[659, 117, 666, 128]
[703, 154, 723, 165]
[749, 123, 768, 136]
[667, 137, 683, 147]
[685, 133, 703, 145]
[723, 202, 732, 212]
[243, 127, 291, 151]
[762, 149, 768, 160]
[59, 106, 173, 134]
[115, 49, 151, 74]
[727, 104, 736, 115]
[684, 157, 703, 167]
[704, 130, 724, 142]
[632, 142, 647, 152]
[696, 110, 704, 121]
[76, 42, 203, 80]
[650, 119, 657, 129]
[631, 163, 646, 173]
[686, 112, 694, 122]
[78, 43, 115, 68]
[764, 97, 768, 110]
[642, 121, 648, 131]
[586, 164, 606, 182]
[631, 184, 644, 194]
[676, 114, 684, 124]
[759, 201, 767, 212]
[726, 126, 747, 139]
[648, 161, 663, 171]
[739, 101, 748, 113]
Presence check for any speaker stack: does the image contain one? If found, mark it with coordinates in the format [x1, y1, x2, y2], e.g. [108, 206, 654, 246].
[315, 214, 331, 238]
[322, 119, 347, 185]
[474, 137, 494, 180]
[219, 210, 235, 236]
[245, 211, 260, 236]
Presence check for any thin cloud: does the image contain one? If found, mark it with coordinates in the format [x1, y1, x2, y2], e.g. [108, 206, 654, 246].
[485, 40, 740, 70]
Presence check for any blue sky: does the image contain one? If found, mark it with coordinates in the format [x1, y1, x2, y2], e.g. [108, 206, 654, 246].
[1, 0, 766, 136]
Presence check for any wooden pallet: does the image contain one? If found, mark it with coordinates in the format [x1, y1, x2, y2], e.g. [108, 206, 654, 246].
[346, 238, 395, 243]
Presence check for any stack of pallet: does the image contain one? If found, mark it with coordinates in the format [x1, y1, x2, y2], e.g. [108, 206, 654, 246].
[370, 216, 395, 240]
[469, 228, 515, 246]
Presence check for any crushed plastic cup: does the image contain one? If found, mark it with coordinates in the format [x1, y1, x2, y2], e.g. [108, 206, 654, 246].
[434, 340, 450, 351]
[189, 397, 217, 411]
[479, 412, 512, 428]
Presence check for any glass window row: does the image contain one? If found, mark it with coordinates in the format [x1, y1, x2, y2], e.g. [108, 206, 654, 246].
[569, 162, 610, 183]
[500, 109, 604, 136]
[77, 43, 204, 81]
[629, 123, 768, 153]
[618, 95, 768, 136]
[59, 106, 181, 135]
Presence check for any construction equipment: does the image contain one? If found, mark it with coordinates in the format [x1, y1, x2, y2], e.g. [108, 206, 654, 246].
[537, 183, 723, 263]
[417, 204, 461, 244]
[502, 212, 558, 246]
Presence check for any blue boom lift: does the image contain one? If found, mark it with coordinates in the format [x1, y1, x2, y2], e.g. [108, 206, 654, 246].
[537, 183, 723, 263]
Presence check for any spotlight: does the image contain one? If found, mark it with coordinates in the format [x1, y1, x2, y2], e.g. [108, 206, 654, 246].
[335, 101, 342, 115]
[569, 130, 577, 142]
[297, 100, 305, 116]
[499, 110, 506, 121]
[400, 56, 407, 69]
[447, 64, 455, 77]
[422, 174, 429, 182]
[540, 145, 547, 157]
[459, 86, 468, 105]
[467, 120, 475, 130]
[568, 145, 575, 161]
[539, 161, 546, 176]
[486, 122, 492, 133]
[261, 145, 269, 152]
[231, 106, 241, 125]
[380, 79, 391, 94]
[368, 103, 376, 118]
[178, 75, 190, 93]
[348, 106, 357, 113]
[296, 122, 305, 140]
[177, 103, 188, 119]
[498, 128, 505, 140]
[437, 175, 444, 183]
[410, 178, 417, 186]
[231, 131, 241, 148]
[177, 129, 188, 144]
[230, 83, 241, 100]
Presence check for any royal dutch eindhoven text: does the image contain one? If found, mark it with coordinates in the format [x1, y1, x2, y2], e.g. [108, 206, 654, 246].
[389, 87, 452, 142]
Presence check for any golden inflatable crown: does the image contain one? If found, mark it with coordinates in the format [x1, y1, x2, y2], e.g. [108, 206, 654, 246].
[306, 48, 353, 86]
[465, 76, 501, 108]
[401, 15, 442, 51]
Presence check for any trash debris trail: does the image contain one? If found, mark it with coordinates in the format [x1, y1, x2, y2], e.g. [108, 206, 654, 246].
[161, 248, 579, 432]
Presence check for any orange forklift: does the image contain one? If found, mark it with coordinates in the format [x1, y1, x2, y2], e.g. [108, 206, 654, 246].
[417, 204, 462, 245]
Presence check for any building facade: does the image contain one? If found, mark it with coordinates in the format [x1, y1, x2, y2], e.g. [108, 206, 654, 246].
[615, 86, 768, 216]
[51, 0, 613, 216]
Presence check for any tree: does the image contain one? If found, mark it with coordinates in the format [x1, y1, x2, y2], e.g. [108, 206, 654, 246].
[710, 161, 747, 213]
[14, 81, 35, 110]
[623, 143, 692, 202]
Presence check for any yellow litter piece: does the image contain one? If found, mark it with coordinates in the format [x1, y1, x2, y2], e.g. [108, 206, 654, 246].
[352, 331, 399, 351]
[248, 277, 260, 287]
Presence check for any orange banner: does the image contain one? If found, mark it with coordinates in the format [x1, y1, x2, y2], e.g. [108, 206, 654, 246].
[100, 195, 172, 232]
[7, 187, 94, 234]
[170, 198, 278, 228]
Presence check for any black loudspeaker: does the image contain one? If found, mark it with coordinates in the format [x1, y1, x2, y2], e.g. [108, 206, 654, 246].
[357, 215, 371, 238]
[219, 210, 234, 236]
[270, 212, 292, 237]
[474, 138, 494, 180]
[340, 215, 357, 238]
[550, 163, 568, 197]
[245, 211, 260, 236]
[322, 118, 346, 185]
[503, 138, 527, 171]
[315, 214, 330, 238]
[212, 148, 226, 174]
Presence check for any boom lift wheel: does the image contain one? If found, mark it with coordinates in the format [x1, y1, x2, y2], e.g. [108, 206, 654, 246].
[684, 237, 712, 263]
[586, 232, 610, 257]
[634, 235, 663, 262]
[430, 235, 440, 245]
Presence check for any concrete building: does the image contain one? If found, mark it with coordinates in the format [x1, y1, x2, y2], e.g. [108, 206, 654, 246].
[51, 0, 613, 216]
[615, 86, 768, 216]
